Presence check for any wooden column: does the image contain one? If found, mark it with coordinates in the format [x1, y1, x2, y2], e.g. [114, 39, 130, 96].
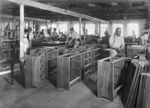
[147, 6, 150, 27]
[99, 22, 101, 38]
[20, 4, 24, 60]
[79, 17, 82, 37]
[20, 4, 25, 87]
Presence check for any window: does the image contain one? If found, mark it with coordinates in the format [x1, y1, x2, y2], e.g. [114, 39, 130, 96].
[58, 23, 67, 34]
[73, 23, 79, 34]
[127, 23, 139, 37]
[112, 24, 124, 36]
[85, 23, 95, 35]
[100, 24, 109, 37]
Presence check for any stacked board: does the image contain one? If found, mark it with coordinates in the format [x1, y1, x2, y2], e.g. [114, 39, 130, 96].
[121, 59, 149, 108]
[136, 73, 150, 108]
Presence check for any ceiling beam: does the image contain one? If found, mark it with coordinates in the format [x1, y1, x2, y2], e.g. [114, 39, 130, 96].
[6, 0, 108, 23]
[32, 0, 146, 3]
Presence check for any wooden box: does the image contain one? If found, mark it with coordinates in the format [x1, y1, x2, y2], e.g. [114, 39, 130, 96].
[24, 52, 46, 88]
[98, 57, 125, 101]
[79, 49, 93, 80]
[127, 45, 146, 57]
[57, 53, 82, 90]
[44, 48, 58, 79]
[48, 57, 57, 87]
[91, 48, 102, 73]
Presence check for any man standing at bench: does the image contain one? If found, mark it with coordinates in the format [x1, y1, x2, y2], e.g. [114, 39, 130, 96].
[109, 27, 125, 56]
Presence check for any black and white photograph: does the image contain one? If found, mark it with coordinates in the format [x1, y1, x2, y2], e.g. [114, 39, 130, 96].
[0, 0, 150, 108]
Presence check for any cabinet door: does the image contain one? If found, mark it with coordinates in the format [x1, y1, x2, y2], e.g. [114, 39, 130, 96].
[98, 60, 113, 101]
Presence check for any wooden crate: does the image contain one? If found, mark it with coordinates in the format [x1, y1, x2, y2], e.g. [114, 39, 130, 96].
[98, 57, 125, 101]
[48, 57, 57, 87]
[24, 52, 46, 88]
[79, 49, 93, 80]
[57, 53, 82, 90]
[44, 48, 58, 79]
[91, 47, 102, 73]
[127, 45, 146, 57]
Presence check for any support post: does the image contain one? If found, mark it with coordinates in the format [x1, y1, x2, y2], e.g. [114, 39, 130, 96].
[20, 4, 25, 87]
[20, 4, 24, 60]
[79, 17, 82, 37]
[99, 22, 101, 38]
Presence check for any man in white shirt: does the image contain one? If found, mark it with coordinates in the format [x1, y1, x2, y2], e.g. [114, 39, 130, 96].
[109, 27, 125, 56]
[66, 27, 80, 48]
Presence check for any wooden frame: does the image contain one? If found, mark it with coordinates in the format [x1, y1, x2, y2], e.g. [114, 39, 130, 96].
[24, 52, 46, 88]
[57, 53, 82, 90]
[80, 50, 93, 80]
[98, 57, 125, 101]
[91, 47, 102, 73]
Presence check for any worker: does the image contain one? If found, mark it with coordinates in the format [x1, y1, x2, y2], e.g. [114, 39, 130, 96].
[109, 27, 125, 56]
[39, 29, 45, 39]
[24, 29, 30, 56]
[52, 28, 58, 37]
[28, 28, 34, 46]
[140, 32, 149, 45]
[4, 23, 10, 36]
[104, 29, 110, 38]
[66, 27, 80, 48]
[132, 30, 136, 42]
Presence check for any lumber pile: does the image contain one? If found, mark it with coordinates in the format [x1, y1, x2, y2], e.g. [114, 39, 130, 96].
[121, 54, 149, 108]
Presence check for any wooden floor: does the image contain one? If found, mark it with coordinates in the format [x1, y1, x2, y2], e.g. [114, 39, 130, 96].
[0, 74, 124, 108]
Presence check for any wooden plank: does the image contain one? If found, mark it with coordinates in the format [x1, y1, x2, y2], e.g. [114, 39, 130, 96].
[6, 0, 108, 23]
[121, 62, 138, 106]
[126, 65, 143, 108]
[98, 59, 113, 100]
[57, 56, 70, 90]
[24, 56, 33, 87]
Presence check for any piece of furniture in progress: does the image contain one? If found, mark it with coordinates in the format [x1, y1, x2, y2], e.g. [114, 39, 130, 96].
[57, 53, 82, 90]
[80, 49, 92, 80]
[24, 52, 46, 88]
[98, 57, 125, 101]
[45, 48, 58, 79]
[91, 47, 102, 73]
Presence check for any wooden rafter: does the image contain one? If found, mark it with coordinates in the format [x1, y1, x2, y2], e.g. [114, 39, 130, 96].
[6, 0, 108, 23]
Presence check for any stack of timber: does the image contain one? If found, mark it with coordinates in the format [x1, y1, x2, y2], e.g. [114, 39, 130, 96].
[57, 53, 82, 90]
[136, 72, 150, 108]
[121, 56, 149, 108]
[98, 57, 125, 101]
[24, 52, 47, 88]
